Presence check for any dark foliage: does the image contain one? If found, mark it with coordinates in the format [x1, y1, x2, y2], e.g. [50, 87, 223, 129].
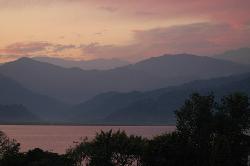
[0, 147, 73, 166]
[175, 93, 215, 166]
[141, 132, 195, 166]
[0, 131, 20, 166]
[67, 130, 146, 166]
[173, 92, 250, 166]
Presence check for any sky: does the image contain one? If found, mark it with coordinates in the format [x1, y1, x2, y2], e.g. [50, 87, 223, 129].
[0, 0, 250, 62]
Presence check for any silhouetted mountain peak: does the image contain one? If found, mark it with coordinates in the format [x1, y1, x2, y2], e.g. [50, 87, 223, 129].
[3, 56, 71, 73]
[14, 57, 35, 63]
[8, 57, 50, 67]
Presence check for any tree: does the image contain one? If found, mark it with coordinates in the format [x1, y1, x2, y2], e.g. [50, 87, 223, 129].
[22, 148, 73, 166]
[111, 131, 145, 166]
[210, 134, 232, 166]
[0, 131, 21, 165]
[142, 131, 195, 166]
[175, 93, 215, 166]
[175, 92, 250, 166]
[213, 93, 250, 166]
[67, 130, 146, 166]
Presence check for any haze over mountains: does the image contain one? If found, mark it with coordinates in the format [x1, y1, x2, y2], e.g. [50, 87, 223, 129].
[0, 57, 163, 103]
[127, 53, 249, 82]
[0, 104, 39, 123]
[1, 53, 249, 103]
[0, 74, 68, 121]
[69, 72, 250, 124]
[33, 57, 130, 70]
[0, 48, 249, 124]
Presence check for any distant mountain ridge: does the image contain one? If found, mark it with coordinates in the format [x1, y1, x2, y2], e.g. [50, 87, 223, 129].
[69, 72, 250, 125]
[0, 54, 249, 104]
[0, 73, 69, 121]
[0, 104, 40, 123]
[33, 56, 130, 70]
[214, 47, 250, 64]
[0, 57, 167, 103]
[128, 53, 250, 81]
[0, 52, 249, 123]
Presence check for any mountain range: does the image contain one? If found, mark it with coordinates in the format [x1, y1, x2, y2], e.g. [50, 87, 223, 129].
[0, 53, 249, 104]
[127, 53, 249, 83]
[0, 48, 249, 124]
[0, 74, 68, 121]
[69, 72, 250, 124]
[0, 57, 163, 103]
[0, 104, 40, 123]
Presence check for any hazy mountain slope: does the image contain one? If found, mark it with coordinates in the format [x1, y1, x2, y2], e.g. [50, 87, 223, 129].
[0, 58, 166, 103]
[214, 47, 250, 64]
[0, 54, 249, 104]
[70, 73, 250, 124]
[68, 91, 145, 123]
[127, 54, 250, 84]
[105, 73, 250, 124]
[0, 74, 68, 120]
[33, 56, 130, 70]
[0, 104, 40, 123]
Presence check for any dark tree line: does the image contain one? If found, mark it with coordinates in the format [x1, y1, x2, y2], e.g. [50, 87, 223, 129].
[1, 93, 250, 166]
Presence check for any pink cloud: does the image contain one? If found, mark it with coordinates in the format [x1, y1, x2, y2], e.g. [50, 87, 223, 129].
[88, 0, 250, 27]
[1, 0, 249, 27]
[0, 42, 51, 55]
[80, 22, 250, 60]
[1, 22, 250, 61]
[0, 42, 75, 56]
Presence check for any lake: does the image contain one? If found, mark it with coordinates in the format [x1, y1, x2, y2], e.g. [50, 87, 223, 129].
[0, 125, 175, 153]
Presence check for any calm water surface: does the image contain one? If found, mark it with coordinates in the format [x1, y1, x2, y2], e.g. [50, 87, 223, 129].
[0, 125, 175, 153]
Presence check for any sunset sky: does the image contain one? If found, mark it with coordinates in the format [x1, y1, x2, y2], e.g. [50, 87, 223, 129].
[0, 0, 250, 62]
